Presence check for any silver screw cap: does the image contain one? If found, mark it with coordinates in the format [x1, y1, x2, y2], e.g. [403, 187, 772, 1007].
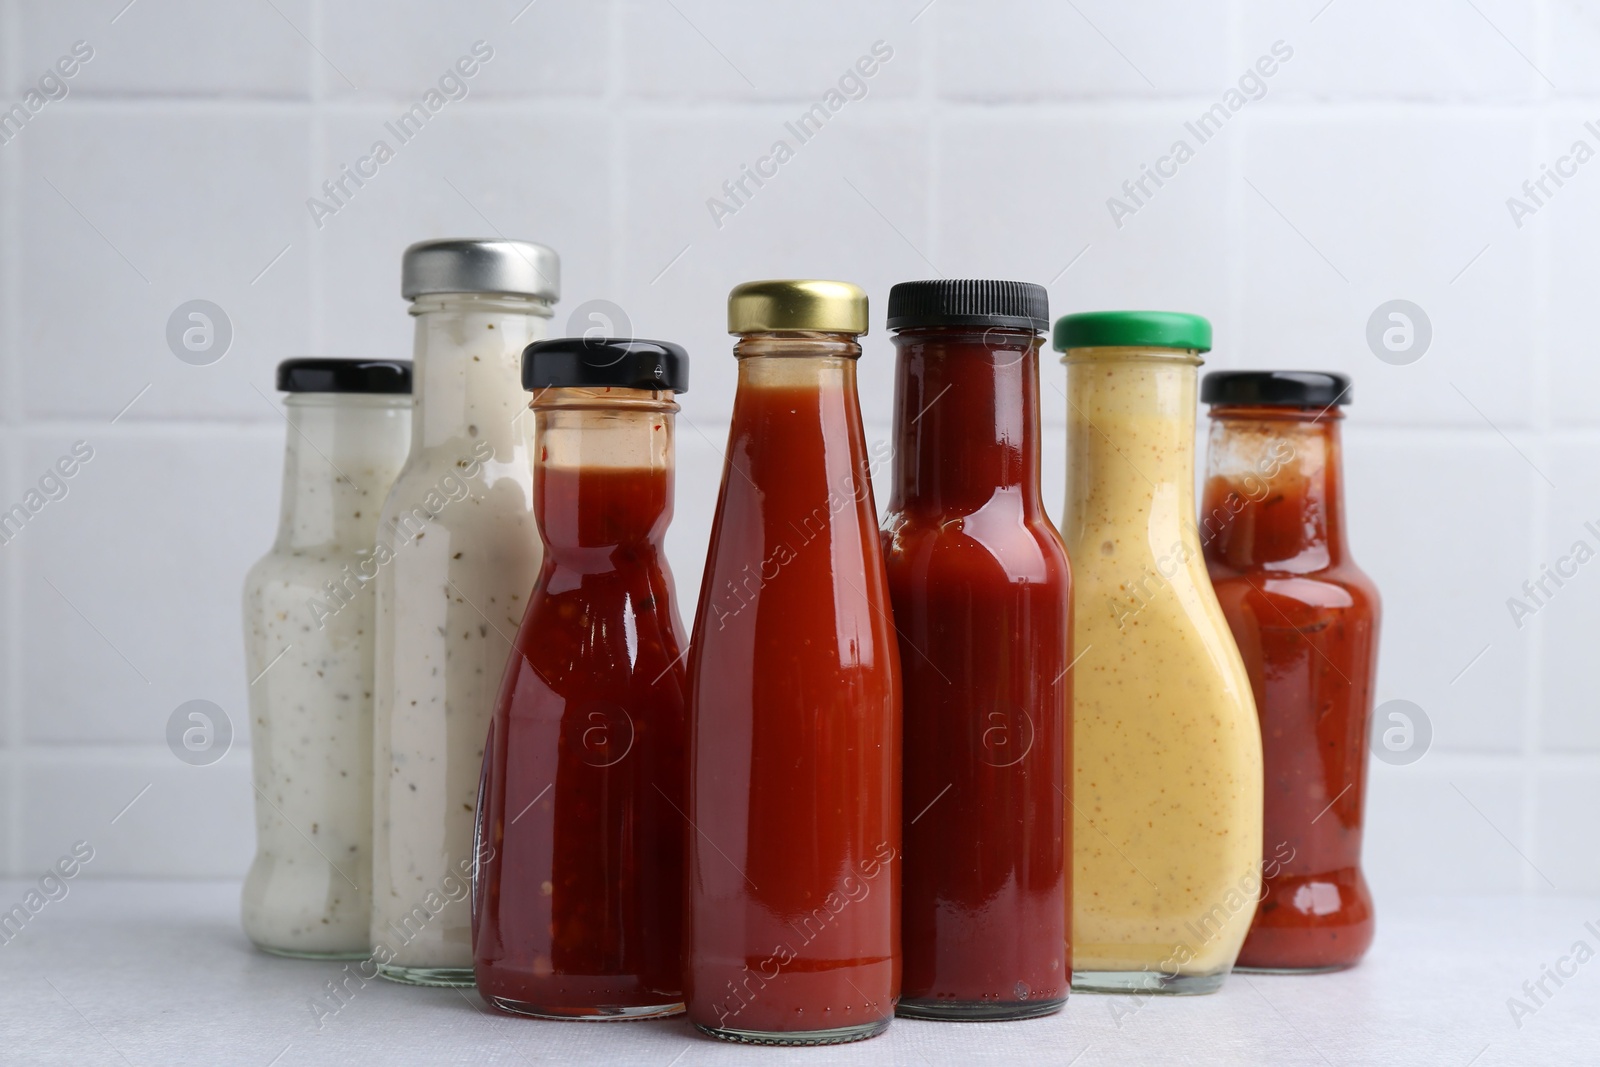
[401, 238, 560, 302]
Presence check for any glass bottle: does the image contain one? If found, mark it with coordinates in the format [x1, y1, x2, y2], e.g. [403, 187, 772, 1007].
[473, 337, 691, 1018]
[685, 280, 901, 1045]
[372, 238, 558, 986]
[881, 280, 1071, 1020]
[1199, 371, 1380, 973]
[1056, 311, 1262, 995]
[242, 358, 412, 958]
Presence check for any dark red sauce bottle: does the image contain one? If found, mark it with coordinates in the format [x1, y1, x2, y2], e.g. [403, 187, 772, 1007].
[1199, 370, 1380, 972]
[880, 281, 1072, 1019]
[472, 337, 691, 1017]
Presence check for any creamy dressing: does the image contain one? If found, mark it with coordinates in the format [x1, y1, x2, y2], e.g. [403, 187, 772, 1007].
[371, 294, 549, 981]
[243, 392, 411, 958]
[1061, 347, 1263, 991]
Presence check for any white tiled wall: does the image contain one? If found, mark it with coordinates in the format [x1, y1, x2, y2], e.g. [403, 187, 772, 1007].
[0, 0, 1589, 898]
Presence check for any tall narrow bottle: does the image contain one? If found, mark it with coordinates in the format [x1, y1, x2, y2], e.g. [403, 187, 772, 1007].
[1056, 311, 1262, 995]
[1199, 371, 1380, 972]
[686, 280, 901, 1045]
[474, 337, 691, 1017]
[372, 238, 558, 986]
[881, 280, 1071, 1020]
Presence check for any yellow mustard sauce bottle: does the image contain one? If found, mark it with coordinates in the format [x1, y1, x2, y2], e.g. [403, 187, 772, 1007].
[1055, 311, 1263, 996]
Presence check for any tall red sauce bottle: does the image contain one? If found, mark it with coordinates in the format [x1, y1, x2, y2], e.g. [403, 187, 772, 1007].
[1199, 371, 1380, 972]
[881, 280, 1071, 1019]
[685, 280, 902, 1045]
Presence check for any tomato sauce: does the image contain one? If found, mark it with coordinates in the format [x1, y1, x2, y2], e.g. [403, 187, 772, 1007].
[1200, 386, 1380, 972]
[881, 316, 1070, 1018]
[474, 455, 689, 1015]
[685, 340, 901, 1043]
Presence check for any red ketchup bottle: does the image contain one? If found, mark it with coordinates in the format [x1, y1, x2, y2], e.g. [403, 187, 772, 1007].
[881, 280, 1071, 1019]
[473, 337, 691, 1017]
[685, 280, 902, 1045]
[1199, 371, 1381, 972]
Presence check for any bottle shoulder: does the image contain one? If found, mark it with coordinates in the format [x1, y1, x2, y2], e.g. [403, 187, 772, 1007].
[885, 531, 1070, 594]
[245, 544, 372, 584]
[504, 568, 688, 701]
[378, 459, 534, 534]
[884, 506, 1068, 572]
[1208, 559, 1380, 612]
[381, 435, 518, 499]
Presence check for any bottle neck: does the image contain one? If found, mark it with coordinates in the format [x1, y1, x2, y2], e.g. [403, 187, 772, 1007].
[888, 326, 1043, 515]
[1062, 346, 1201, 541]
[727, 330, 880, 515]
[532, 388, 676, 561]
[1201, 405, 1347, 572]
[732, 332, 862, 369]
[275, 394, 411, 550]
[408, 292, 551, 452]
[731, 330, 869, 464]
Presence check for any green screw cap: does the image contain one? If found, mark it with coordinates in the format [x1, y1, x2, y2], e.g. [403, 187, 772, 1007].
[1052, 310, 1212, 353]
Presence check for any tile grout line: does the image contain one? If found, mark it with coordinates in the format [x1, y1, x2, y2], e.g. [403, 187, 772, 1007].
[608, 0, 624, 317]
[307, 0, 326, 357]
[3, 0, 21, 132]
[35, 95, 1600, 115]
[3, 0, 22, 878]
[21, 735, 1593, 764]
[1226, 0, 1246, 371]
[9, 421, 284, 439]
[9, 417, 1559, 438]
[1522, 0, 1553, 895]
[919, 0, 939, 291]
[4, 450, 17, 878]
[1, 0, 16, 414]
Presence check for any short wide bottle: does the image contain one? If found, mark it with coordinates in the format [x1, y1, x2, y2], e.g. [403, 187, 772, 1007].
[473, 338, 691, 1018]
[243, 359, 412, 959]
[1056, 311, 1263, 995]
[1199, 371, 1380, 973]
[686, 280, 901, 1045]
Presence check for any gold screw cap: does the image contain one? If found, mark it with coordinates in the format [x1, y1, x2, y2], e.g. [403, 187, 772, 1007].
[727, 279, 869, 336]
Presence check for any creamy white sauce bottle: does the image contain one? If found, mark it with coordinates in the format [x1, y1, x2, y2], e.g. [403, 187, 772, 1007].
[243, 359, 414, 958]
[371, 239, 558, 986]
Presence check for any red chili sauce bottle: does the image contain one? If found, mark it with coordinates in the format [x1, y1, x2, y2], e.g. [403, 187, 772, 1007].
[1198, 371, 1380, 972]
[880, 281, 1071, 1019]
[685, 280, 902, 1045]
[473, 337, 691, 1017]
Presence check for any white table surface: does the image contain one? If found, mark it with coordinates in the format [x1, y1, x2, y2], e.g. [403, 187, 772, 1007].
[0, 882, 1592, 1066]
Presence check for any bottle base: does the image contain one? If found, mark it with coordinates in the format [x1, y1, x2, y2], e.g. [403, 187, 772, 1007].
[489, 997, 684, 1021]
[1233, 962, 1354, 976]
[253, 943, 369, 962]
[896, 996, 1065, 1022]
[694, 1019, 890, 1046]
[377, 964, 475, 988]
[1071, 970, 1226, 996]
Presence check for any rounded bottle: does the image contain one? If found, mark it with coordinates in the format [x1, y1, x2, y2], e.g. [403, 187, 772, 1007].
[1199, 370, 1380, 972]
[473, 338, 691, 1017]
[242, 358, 413, 958]
[1055, 311, 1263, 995]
